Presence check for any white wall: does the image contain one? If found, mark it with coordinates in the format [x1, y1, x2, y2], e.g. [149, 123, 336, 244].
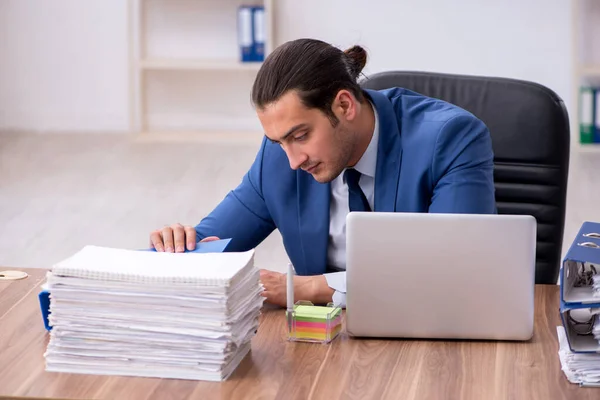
[0, 0, 129, 133]
[275, 0, 572, 112]
[0, 0, 572, 133]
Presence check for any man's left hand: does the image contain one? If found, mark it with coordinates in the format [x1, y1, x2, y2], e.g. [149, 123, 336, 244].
[259, 269, 334, 307]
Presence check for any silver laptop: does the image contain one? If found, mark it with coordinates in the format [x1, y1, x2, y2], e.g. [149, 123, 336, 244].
[345, 212, 537, 341]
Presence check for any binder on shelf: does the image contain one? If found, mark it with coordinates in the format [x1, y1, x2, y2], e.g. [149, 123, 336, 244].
[237, 6, 254, 62]
[252, 6, 265, 62]
[594, 88, 600, 143]
[580, 87, 595, 144]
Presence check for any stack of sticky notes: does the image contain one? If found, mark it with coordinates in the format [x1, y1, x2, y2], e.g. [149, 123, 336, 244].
[289, 304, 342, 343]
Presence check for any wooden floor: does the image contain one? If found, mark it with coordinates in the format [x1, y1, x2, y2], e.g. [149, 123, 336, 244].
[1, 132, 599, 275]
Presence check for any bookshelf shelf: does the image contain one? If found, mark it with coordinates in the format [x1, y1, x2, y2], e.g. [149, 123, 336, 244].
[133, 130, 264, 145]
[139, 58, 263, 72]
[577, 143, 600, 153]
[580, 65, 600, 77]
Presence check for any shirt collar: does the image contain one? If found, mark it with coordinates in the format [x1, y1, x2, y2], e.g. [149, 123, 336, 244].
[351, 100, 379, 179]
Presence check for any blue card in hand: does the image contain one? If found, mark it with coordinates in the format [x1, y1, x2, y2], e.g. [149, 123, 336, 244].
[144, 238, 232, 253]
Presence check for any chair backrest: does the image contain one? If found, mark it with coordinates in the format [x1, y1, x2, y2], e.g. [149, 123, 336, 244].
[360, 71, 570, 284]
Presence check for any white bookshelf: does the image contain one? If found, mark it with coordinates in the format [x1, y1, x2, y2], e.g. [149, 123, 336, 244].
[128, 0, 274, 142]
[572, 0, 600, 153]
[580, 65, 600, 77]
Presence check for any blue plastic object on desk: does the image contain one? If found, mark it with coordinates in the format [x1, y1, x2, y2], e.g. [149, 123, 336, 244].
[141, 238, 232, 254]
[38, 238, 232, 331]
[39, 289, 51, 331]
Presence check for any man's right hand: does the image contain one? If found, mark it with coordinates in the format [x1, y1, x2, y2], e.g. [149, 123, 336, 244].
[149, 223, 219, 253]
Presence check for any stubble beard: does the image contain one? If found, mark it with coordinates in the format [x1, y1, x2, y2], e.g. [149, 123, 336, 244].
[314, 125, 356, 184]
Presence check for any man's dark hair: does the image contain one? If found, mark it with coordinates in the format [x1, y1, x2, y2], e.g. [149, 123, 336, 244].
[251, 38, 368, 126]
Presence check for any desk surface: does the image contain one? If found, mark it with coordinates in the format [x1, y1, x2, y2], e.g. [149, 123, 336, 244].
[0, 267, 596, 400]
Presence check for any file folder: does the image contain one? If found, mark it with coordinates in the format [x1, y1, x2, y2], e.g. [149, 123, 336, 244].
[580, 87, 595, 144]
[560, 221, 600, 306]
[559, 221, 600, 353]
[559, 302, 600, 353]
[594, 88, 600, 143]
[238, 6, 254, 62]
[252, 6, 265, 62]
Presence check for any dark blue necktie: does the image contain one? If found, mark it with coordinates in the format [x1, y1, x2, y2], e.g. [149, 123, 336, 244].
[344, 168, 371, 212]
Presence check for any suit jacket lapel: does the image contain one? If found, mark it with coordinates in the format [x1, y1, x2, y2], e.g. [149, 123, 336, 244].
[365, 89, 403, 212]
[296, 171, 330, 275]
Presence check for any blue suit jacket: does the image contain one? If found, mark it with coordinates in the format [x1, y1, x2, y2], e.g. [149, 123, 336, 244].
[195, 88, 496, 275]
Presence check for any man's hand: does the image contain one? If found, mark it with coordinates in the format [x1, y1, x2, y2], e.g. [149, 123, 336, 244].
[259, 269, 334, 307]
[149, 224, 219, 252]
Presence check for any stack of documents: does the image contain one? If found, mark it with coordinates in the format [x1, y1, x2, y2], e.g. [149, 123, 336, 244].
[44, 245, 263, 381]
[557, 326, 600, 385]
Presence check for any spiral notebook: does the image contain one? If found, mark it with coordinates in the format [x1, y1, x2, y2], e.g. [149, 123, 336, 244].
[52, 245, 255, 287]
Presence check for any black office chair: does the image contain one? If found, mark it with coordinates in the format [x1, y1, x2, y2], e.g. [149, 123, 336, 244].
[360, 71, 570, 284]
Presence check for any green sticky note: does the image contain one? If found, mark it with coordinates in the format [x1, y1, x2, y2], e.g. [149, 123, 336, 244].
[294, 305, 342, 321]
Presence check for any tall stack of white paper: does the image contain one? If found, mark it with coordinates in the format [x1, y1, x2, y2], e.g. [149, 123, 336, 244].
[44, 245, 263, 381]
[557, 326, 600, 385]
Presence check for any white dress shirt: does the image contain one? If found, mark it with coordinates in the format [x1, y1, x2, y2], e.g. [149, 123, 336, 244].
[324, 104, 379, 307]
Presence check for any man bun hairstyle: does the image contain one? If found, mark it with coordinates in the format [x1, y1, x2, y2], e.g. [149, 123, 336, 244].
[343, 45, 368, 81]
[251, 38, 368, 126]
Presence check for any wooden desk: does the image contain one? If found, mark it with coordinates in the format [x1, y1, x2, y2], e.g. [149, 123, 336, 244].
[0, 267, 597, 400]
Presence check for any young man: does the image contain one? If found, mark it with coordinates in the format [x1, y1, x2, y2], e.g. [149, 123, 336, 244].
[149, 38, 496, 308]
